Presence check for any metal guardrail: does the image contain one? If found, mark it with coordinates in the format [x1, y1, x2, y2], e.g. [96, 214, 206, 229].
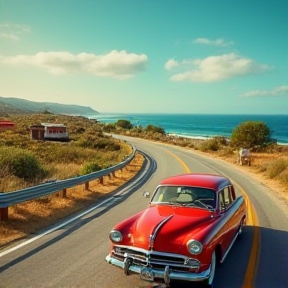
[0, 145, 136, 209]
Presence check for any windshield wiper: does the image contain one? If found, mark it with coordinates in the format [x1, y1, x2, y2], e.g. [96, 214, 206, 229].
[183, 203, 214, 211]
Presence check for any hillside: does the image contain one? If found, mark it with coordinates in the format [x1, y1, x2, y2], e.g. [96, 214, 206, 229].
[0, 100, 31, 117]
[0, 96, 98, 116]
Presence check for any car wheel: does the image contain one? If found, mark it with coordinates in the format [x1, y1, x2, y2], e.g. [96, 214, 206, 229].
[203, 250, 216, 285]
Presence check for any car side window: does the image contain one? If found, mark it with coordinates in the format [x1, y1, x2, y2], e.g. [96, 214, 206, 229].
[219, 187, 234, 211]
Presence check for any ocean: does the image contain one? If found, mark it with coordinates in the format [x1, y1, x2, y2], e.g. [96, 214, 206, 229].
[85, 113, 288, 145]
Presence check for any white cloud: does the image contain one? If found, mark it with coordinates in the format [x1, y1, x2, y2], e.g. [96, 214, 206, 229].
[241, 86, 288, 97]
[194, 38, 234, 47]
[1, 50, 148, 79]
[168, 53, 269, 82]
[164, 59, 179, 70]
[0, 22, 30, 40]
[0, 33, 19, 40]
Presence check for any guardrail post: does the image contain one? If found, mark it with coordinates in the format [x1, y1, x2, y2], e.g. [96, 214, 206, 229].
[60, 188, 67, 198]
[0, 207, 8, 221]
[99, 177, 104, 184]
[85, 182, 89, 190]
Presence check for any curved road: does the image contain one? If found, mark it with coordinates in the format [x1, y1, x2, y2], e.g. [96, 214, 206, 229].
[0, 136, 288, 288]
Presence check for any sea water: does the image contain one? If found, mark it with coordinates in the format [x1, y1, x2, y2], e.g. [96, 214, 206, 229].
[85, 113, 288, 145]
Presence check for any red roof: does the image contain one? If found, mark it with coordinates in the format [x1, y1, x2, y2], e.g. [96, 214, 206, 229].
[0, 120, 15, 127]
[159, 173, 231, 192]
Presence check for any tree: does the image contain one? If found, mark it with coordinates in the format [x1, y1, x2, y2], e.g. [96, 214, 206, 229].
[230, 121, 271, 149]
[116, 119, 133, 129]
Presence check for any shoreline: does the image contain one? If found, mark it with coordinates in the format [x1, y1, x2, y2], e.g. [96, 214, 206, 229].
[168, 133, 288, 146]
[88, 113, 288, 145]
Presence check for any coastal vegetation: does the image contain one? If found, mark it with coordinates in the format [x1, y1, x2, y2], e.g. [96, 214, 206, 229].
[105, 119, 288, 190]
[230, 121, 272, 149]
[0, 114, 131, 192]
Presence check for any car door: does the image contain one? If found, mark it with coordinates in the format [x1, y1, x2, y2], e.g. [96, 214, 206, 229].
[218, 186, 239, 254]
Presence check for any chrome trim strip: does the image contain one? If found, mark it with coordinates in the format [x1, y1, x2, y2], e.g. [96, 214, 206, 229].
[106, 255, 211, 282]
[149, 214, 173, 249]
[220, 231, 239, 263]
[114, 244, 188, 259]
[113, 246, 200, 268]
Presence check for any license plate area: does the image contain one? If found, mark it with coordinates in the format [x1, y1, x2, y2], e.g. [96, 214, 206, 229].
[140, 267, 154, 282]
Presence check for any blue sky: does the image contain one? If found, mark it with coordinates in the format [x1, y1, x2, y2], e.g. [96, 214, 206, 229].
[0, 0, 288, 114]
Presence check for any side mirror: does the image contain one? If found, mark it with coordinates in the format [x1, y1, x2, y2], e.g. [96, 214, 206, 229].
[143, 191, 150, 198]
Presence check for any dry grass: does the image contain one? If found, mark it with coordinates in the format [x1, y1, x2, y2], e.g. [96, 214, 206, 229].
[0, 152, 144, 247]
[196, 146, 288, 204]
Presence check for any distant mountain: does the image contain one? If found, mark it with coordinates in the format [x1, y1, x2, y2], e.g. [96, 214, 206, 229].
[0, 99, 31, 117]
[0, 96, 99, 116]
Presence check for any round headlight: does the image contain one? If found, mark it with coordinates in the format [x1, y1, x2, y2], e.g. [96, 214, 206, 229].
[109, 230, 123, 243]
[187, 239, 203, 255]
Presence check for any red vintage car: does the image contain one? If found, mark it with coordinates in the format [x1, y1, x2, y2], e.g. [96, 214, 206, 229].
[106, 173, 246, 286]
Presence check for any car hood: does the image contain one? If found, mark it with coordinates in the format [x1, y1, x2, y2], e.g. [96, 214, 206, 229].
[130, 205, 214, 253]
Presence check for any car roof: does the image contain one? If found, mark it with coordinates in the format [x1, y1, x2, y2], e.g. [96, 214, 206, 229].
[159, 173, 231, 192]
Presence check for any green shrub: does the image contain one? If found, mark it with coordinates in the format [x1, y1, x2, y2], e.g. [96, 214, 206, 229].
[116, 119, 133, 129]
[102, 123, 116, 132]
[199, 138, 220, 152]
[230, 121, 271, 149]
[131, 126, 144, 134]
[81, 162, 102, 175]
[76, 127, 86, 134]
[214, 136, 228, 146]
[0, 147, 46, 180]
[145, 124, 165, 134]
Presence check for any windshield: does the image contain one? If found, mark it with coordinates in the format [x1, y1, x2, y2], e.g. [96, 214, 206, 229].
[151, 186, 216, 210]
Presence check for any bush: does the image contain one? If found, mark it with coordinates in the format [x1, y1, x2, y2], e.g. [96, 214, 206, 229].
[102, 123, 116, 132]
[199, 138, 220, 152]
[81, 162, 102, 175]
[230, 121, 271, 149]
[0, 147, 46, 180]
[145, 124, 165, 134]
[214, 136, 228, 146]
[116, 119, 133, 129]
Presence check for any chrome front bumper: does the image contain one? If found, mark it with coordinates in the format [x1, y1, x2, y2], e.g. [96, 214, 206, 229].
[106, 254, 211, 284]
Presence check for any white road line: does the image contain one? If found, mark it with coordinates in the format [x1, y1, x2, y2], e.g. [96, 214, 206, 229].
[0, 197, 114, 258]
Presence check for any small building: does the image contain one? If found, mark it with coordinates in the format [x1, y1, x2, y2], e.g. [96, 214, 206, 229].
[30, 123, 69, 141]
[0, 120, 15, 130]
[30, 125, 45, 140]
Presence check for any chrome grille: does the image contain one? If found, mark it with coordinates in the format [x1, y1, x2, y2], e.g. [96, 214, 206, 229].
[112, 246, 200, 271]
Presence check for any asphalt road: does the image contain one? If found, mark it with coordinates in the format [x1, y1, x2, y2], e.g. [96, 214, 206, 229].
[0, 136, 288, 288]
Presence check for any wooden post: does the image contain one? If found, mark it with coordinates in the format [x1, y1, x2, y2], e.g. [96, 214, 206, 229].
[99, 177, 104, 184]
[60, 188, 67, 198]
[85, 182, 89, 190]
[0, 207, 8, 221]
